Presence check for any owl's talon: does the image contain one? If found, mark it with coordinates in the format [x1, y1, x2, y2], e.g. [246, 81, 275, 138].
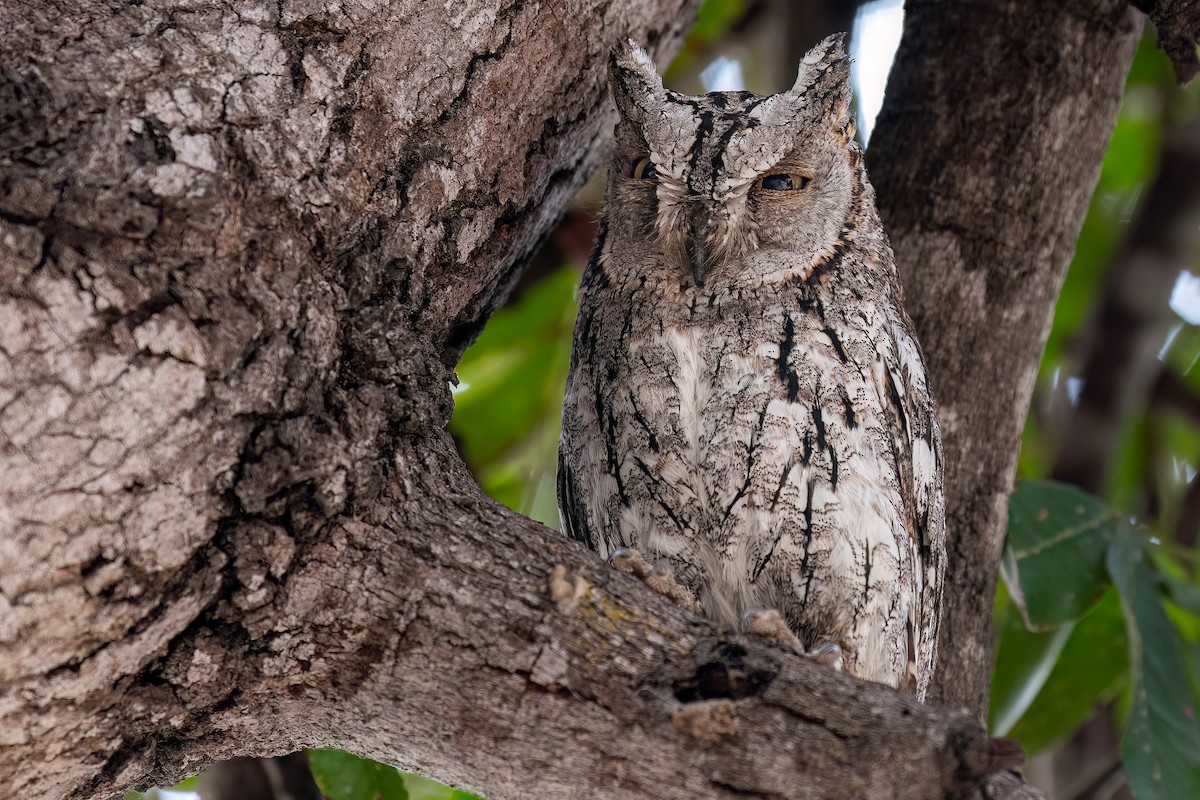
[608, 547, 699, 613]
[810, 641, 844, 672]
[741, 608, 806, 656]
[608, 547, 653, 577]
[646, 564, 702, 614]
[743, 610, 843, 668]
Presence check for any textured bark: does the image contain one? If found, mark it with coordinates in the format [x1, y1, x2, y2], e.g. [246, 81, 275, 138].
[869, 0, 1143, 717]
[1132, 0, 1200, 83]
[0, 0, 1160, 799]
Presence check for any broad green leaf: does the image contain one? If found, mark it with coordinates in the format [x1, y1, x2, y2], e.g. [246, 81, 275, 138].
[1004, 480, 1124, 628]
[1108, 531, 1200, 800]
[309, 749, 409, 800]
[990, 611, 1074, 737]
[1002, 588, 1128, 753]
[309, 750, 483, 800]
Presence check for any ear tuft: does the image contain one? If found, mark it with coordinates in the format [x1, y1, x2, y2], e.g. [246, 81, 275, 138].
[608, 38, 664, 124]
[801, 32, 849, 69]
[789, 32, 852, 132]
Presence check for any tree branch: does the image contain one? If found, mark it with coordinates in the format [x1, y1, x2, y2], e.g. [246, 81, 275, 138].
[7, 439, 1015, 799]
[1131, 0, 1200, 84]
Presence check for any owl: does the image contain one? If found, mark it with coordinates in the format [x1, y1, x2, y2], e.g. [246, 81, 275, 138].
[557, 34, 945, 699]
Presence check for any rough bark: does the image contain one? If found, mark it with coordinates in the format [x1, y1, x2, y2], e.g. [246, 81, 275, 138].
[868, 0, 1143, 717]
[1132, 0, 1200, 83]
[0, 0, 1171, 798]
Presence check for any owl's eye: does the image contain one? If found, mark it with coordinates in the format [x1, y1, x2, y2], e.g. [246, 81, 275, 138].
[632, 157, 657, 180]
[756, 173, 811, 191]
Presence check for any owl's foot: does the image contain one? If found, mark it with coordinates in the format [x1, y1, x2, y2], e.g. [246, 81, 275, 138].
[608, 547, 701, 614]
[809, 641, 844, 671]
[741, 608, 806, 656]
[548, 564, 592, 612]
[741, 608, 843, 671]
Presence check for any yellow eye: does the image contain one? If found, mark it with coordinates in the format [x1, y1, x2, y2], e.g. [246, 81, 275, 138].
[632, 157, 657, 180]
[755, 173, 811, 191]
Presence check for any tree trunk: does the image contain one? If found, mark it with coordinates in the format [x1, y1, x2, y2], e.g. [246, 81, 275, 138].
[0, 0, 1187, 798]
[869, 0, 1143, 718]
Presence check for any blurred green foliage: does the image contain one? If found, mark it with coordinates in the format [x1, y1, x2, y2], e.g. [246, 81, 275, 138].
[309, 750, 411, 800]
[449, 266, 578, 528]
[664, 0, 748, 79]
[997, 33, 1200, 796]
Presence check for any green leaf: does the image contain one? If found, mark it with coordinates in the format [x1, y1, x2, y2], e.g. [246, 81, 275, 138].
[309, 751, 484, 800]
[1164, 572, 1200, 618]
[1001, 588, 1128, 753]
[1003, 480, 1124, 628]
[309, 749, 409, 800]
[403, 773, 484, 800]
[1108, 531, 1200, 800]
[989, 612, 1075, 737]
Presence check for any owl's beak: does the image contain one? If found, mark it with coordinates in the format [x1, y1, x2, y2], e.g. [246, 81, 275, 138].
[687, 234, 707, 287]
[685, 207, 708, 287]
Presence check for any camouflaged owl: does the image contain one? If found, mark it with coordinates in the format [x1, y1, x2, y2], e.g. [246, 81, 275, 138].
[558, 34, 945, 699]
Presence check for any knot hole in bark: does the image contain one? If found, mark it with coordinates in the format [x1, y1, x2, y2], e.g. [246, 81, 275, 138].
[672, 643, 777, 702]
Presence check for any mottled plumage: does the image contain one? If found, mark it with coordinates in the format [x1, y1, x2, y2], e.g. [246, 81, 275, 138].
[558, 35, 945, 698]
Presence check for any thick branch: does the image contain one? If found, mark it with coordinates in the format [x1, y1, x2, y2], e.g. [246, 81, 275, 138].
[1131, 0, 1200, 83]
[869, 0, 1143, 717]
[4, 434, 1019, 799]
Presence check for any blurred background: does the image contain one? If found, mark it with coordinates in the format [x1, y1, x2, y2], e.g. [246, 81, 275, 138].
[135, 1, 1200, 798]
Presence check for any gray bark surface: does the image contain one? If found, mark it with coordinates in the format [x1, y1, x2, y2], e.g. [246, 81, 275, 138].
[0, 0, 1179, 798]
[1132, 0, 1200, 83]
[869, 0, 1143, 718]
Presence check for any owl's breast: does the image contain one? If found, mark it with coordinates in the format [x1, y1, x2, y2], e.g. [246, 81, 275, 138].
[570, 291, 905, 628]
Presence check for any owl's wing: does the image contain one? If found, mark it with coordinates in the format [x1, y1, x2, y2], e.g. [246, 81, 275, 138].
[557, 446, 593, 547]
[557, 283, 607, 551]
[876, 315, 946, 699]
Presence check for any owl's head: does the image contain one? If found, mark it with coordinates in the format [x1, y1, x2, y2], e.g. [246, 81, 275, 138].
[605, 34, 865, 289]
